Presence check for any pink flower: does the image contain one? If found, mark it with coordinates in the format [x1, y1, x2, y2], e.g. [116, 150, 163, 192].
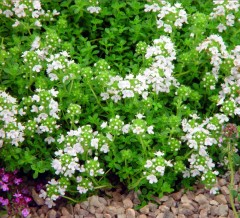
[1, 183, 9, 191]
[14, 178, 23, 185]
[0, 197, 9, 206]
[21, 208, 30, 217]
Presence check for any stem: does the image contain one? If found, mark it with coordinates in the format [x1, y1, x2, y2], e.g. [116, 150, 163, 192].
[62, 195, 79, 203]
[139, 135, 146, 156]
[94, 184, 113, 190]
[227, 141, 239, 218]
[88, 83, 104, 109]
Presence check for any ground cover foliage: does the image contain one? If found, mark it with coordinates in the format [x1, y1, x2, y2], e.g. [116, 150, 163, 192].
[0, 0, 240, 216]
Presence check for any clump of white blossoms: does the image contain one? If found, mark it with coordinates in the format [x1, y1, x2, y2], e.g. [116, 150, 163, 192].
[181, 113, 229, 188]
[143, 151, 173, 184]
[0, 90, 25, 147]
[217, 45, 240, 117]
[100, 36, 179, 102]
[20, 88, 60, 138]
[144, 1, 188, 33]
[0, 0, 59, 28]
[196, 34, 229, 89]
[87, 0, 101, 14]
[210, 0, 240, 32]
[40, 125, 109, 206]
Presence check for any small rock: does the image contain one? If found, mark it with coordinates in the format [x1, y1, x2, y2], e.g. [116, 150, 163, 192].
[112, 191, 122, 202]
[61, 216, 71, 218]
[75, 209, 89, 216]
[104, 206, 117, 216]
[177, 215, 186, 218]
[31, 189, 44, 206]
[163, 211, 175, 218]
[88, 206, 95, 214]
[126, 208, 135, 218]
[123, 198, 134, 209]
[159, 196, 169, 202]
[139, 205, 149, 214]
[61, 207, 71, 216]
[47, 209, 57, 218]
[117, 215, 126, 218]
[163, 197, 175, 207]
[220, 186, 230, 195]
[209, 200, 219, 206]
[171, 190, 183, 201]
[39, 215, 45, 218]
[74, 216, 81, 218]
[103, 214, 111, 218]
[194, 194, 208, 205]
[66, 204, 74, 215]
[159, 205, 170, 213]
[186, 191, 195, 201]
[89, 195, 104, 208]
[210, 206, 218, 216]
[234, 173, 240, 184]
[170, 206, 178, 215]
[198, 203, 210, 211]
[80, 201, 89, 210]
[214, 194, 227, 204]
[217, 205, 228, 216]
[126, 191, 135, 201]
[199, 208, 208, 218]
[148, 202, 158, 212]
[218, 178, 227, 186]
[96, 214, 104, 218]
[116, 207, 125, 215]
[178, 203, 195, 216]
[138, 215, 147, 218]
[156, 213, 164, 218]
[74, 204, 81, 214]
[99, 197, 108, 206]
[181, 194, 191, 204]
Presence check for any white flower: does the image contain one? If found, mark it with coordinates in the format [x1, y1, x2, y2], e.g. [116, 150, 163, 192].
[101, 122, 107, 129]
[154, 151, 164, 157]
[147, 174, 158, 184]
[147, 126, 154, 134]
[91, 138, 99, 149]
[209, 187, 219, 195]
[12, 20, 20, 27]
[136, 113, 145, 119]
[87, 6, 101, 14]
[122, 124, 130, 134]
[100, 144, 109, 153]
[145, 160, 153, 168]
[217, 24, 226, 32]
[32, 65, 42, 72]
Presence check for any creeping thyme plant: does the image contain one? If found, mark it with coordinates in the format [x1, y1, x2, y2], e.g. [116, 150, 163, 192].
[0, 0, 240, 216]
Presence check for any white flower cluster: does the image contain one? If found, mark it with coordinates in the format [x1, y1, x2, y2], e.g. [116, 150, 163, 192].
[210, 0, 240, 32]
[101, 114, 154, 136]
[100, 36, 178, 102]
[87, 0, 101, 14]
[144, 1, 188, 33]
[217, 45, 240, 117]
[20, 88, 59, 136]
[196, 34, 229, 89]
[0, 0, 59, 28]
[143, 151, 173, 184]
[0, 90, 25, 147]
[43, 125, 108, 205]
[181, 113, 229, 186]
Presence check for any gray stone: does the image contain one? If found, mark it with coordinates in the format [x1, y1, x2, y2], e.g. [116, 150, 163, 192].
[88, 206, 95, 214]
[181, 194, 191, 204]
[116, 207, 125, 214]
[194, 194, 208, 205]
[96, 214, 104, 218]
[139, 205, 149, 214]
[31, 189, 45, 206]
[80, 201, 89, 209]
[123, 198, 133, 209]
[178, 203, 195, 216]
[218, 178, 227, 186]
[220, 186, 230, 195]
[98, 197, 108, 206]
[61, 207, 71, 216]
[117, 215, 126, 218]
[209, 200, 219, 206]
[138, 215, 147, 218]
[126, 208, 135, 218]
[103, 214, 111, 218]
[214, 194, 227, 204]
[163, 197, 175, 207]
[47, 209, 57, 218]
[156, 213, 164, 218]
[163, 211, 175, 218]
[171, 190, 183, 201]
[199, 208, 208, 218]
[217, 205, 228, 216]
[75, 209, 89, 216]
[88, 195, 104, 208]
[159, 205, 170, 213]
[148, 202, 158, 212]
[104, 206, 117, 216]
[177, 215, 186, 218]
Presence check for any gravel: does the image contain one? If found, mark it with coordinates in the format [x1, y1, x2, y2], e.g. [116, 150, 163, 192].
[5, 170, 239, 218]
